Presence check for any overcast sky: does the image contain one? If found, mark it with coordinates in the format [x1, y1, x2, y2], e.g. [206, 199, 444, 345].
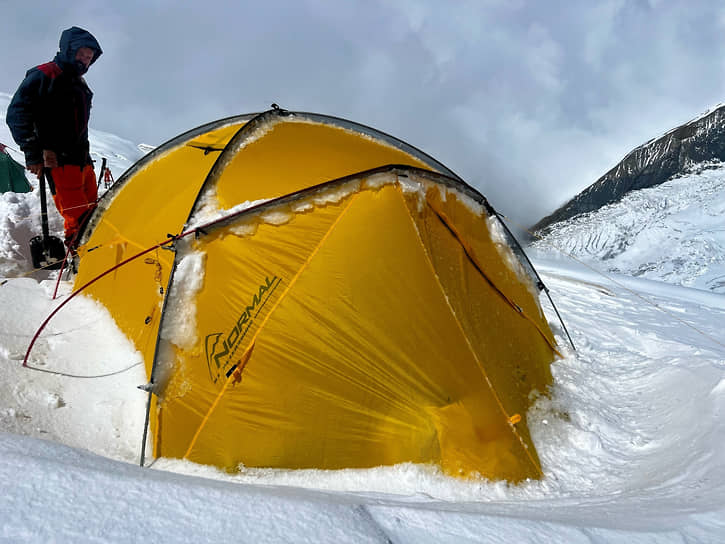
[2, 1, 724, 226]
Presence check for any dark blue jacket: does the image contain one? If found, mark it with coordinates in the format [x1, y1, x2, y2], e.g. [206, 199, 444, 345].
[6, 27, 102, 167]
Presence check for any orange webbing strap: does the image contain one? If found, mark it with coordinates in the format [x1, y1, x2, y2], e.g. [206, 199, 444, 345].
[182, 195, 358, 460]
[77, 216, 155, 262]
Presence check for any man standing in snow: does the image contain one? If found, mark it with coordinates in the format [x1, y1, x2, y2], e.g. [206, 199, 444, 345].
[6, 26, 102, 248]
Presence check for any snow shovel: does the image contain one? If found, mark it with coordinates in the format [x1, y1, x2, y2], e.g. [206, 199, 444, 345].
[29, 169, 65, 270]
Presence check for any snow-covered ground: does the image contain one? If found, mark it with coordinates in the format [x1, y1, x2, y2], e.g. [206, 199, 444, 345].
[1, 98, 725, 542]
[531, 161, 725, 294]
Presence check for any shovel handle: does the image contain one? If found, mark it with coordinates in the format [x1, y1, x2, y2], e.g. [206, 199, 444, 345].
[39, 170, 51, 241]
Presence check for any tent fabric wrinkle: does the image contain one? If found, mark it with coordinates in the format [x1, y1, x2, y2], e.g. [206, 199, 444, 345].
[72, 108, 558, 482]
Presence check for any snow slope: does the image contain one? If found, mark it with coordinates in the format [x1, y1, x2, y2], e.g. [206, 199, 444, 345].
[1, 106, 725, 542]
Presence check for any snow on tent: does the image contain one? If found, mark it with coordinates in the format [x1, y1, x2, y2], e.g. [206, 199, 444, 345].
[71, 107, 559, 481]
[0, 143, 32, 193]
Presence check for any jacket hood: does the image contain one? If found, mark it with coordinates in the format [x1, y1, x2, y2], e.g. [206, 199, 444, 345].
[54, 26, 102, 74]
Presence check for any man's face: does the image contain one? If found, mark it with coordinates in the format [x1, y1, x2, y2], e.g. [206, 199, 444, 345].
[75, 47, 94, 69]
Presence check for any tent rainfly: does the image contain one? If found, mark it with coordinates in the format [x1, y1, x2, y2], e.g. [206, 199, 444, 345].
[0, 144, 32, 193]
[73, 107, 559, 482]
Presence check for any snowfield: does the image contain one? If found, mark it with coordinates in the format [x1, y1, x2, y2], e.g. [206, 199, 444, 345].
[1, 96, 725, 542]
[532, 161, 725, 294]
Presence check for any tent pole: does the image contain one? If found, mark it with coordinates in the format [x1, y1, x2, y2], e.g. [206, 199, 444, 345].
[140, 391, 152, 467]
[494, 212, 576, 352]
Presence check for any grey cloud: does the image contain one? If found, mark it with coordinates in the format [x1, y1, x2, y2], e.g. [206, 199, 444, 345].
[1, 0, 724, 228]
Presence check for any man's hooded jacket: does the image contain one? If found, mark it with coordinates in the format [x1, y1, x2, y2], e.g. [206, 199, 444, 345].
[6, 27, 102, 168]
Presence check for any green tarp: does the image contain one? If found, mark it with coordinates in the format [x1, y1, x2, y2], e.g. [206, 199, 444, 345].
[0, 150, 32, 193]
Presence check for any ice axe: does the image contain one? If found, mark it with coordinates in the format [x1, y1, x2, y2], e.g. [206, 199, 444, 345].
[29, 169, 65, 270]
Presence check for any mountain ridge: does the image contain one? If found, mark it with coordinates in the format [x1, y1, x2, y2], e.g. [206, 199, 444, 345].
[529, 160, 725, 293]
[533, 103, 725, 233]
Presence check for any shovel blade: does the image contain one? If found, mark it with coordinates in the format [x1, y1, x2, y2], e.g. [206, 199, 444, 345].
[30, 235, 66, 270]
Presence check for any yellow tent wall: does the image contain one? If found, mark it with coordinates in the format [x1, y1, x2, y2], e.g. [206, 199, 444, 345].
[74, 109, 557, 481]
[75, 117, 252, 372]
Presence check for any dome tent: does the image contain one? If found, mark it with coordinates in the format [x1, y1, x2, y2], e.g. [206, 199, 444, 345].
[73, 107, 559, 481]
[0, 144, 32, 193]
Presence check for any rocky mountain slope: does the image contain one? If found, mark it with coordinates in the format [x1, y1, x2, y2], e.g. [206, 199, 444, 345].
[533, 104, 725, 233]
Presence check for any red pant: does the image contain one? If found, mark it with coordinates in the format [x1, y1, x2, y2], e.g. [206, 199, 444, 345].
[49, 164, 98, 243]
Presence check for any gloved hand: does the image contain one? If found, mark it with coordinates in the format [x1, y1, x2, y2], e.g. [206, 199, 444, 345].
[43, 149, 58, 169]
[27, 150, 59, 177]
[27, 163, 43, 177]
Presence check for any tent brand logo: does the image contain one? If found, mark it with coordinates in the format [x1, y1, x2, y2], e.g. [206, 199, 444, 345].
[204, 275, 281, 383]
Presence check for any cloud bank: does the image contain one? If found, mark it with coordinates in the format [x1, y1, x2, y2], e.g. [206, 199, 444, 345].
[2, 1, 724, 226]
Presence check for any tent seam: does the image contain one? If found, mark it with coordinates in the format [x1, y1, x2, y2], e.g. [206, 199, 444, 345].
[427, 200, 561, 357]
[401, 186, 544, 477]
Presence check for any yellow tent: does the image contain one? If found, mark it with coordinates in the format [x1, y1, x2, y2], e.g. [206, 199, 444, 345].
[74, 107, 558, 481]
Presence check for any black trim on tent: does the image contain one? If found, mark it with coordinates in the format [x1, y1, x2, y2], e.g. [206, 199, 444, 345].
[291, 110, 463, 180]
[189, 164, 484, 234]
[187, 145, 225, 155]
[184, 108, 278, 224]
[183, 106, 467, 226]
[139, 257, 179, 467]
[76, 113, 259, 246]
[81, 107, 463, 246]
